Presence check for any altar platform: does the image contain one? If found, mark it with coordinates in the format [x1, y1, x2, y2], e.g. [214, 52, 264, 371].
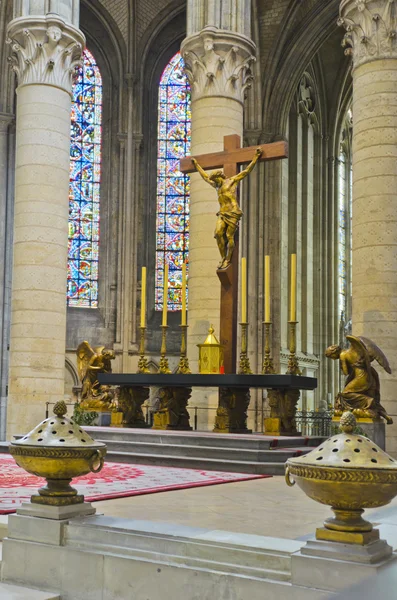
[84, 427, 324, 476]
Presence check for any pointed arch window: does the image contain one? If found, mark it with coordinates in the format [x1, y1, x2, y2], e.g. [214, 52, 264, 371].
[67, 48, 102, 308]
[155, 52, 191, 311]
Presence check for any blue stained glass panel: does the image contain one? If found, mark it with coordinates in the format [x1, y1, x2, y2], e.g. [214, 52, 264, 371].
[156, 52, 191, 311]
[67, 49, 102, 308]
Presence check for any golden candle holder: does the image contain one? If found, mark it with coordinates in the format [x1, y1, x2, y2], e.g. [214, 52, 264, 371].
[262, 321, 276, 374]
[159, 325, 171, 374]
[238, 322, 252, 375]
[177, 324, 191, 374]
[286, 320, 302, 375]
[138, 326, 150, 374]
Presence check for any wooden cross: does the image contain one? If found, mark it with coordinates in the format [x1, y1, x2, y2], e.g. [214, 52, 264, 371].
[180, 135, 288, 373]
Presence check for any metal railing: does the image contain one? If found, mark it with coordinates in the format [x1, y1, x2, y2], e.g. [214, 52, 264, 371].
[46, 401, 332, 437]
[295, 410, 333, 437]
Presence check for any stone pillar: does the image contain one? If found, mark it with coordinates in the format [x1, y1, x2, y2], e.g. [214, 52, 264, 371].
[6, 12, 84, 437]
[181, 26, 255, 363]
[181, 23, 255, 428]
[339, 0, 397, 452]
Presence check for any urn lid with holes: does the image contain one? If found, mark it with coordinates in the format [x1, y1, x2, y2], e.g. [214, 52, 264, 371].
[285, 411, 397, 545]
[13, 400, 102, 447]
[9, 401, 107, 507]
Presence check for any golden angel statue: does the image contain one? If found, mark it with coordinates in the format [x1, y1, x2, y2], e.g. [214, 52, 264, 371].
[77, 341, 116, 411]
[325, 335, 393, 424]
[191, 148, 262, 269]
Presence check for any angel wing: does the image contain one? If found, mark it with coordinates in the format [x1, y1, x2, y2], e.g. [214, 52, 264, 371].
[346, 335, 372, 376]
[76, 341, 95, 383]
[359, 336, 392, 374]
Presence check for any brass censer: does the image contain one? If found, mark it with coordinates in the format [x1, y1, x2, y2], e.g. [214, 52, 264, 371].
[9, 401, 107, 506]
[285, 411, 397, 549]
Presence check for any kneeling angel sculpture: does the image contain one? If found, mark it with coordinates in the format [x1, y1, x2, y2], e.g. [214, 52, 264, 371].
[326, 335, 393, 424]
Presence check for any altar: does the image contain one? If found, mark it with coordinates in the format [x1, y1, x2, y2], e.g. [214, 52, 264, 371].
[98, 373, 317, 435]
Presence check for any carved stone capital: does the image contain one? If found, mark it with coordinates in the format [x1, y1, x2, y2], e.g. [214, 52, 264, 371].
[181, 26, 256, 105]
[7, 14, 85, 95]
[339, 0, 397, 69]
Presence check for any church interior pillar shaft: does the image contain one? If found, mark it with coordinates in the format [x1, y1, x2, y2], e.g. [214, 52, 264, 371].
[339, 0, 397, 451]
[181, 25, 255, 427]
[7, 83, 72, 437]
[352, 58, 397, 449]
[188, 96, 243, 371]
[5, 14, 84, 437]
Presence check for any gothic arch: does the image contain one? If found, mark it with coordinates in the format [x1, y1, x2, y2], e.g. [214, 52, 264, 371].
[262, 0, 344, 137]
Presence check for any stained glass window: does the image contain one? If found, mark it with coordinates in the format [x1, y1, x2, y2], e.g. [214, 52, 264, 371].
[338, 152, 347, 318]
[155, 52, 191, 311]
[338, 108, 353, 322]
[67, 48, 102, 308]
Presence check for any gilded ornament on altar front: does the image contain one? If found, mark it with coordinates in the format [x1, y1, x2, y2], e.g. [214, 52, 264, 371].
[326, 335, 393, 424]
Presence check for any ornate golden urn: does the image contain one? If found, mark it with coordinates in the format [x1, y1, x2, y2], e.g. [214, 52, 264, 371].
[9, 401, 107, 507]
[285, 412, 397, 545]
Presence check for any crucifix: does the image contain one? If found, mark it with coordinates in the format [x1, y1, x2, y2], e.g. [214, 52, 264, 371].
[180, 135, 288, 373]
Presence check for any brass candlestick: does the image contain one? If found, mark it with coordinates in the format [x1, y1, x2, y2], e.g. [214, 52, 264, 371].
[177, 324, 191, 374]
[262, 321, 275, 374]
[286, 320, 302, 375]
[238, 322, 252, 375]
[138, 326, 150, 373]
[159, 325, 171, 374]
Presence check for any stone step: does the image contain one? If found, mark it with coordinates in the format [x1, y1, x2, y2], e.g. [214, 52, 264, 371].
[96, 438, 310, 463]
[0, 583, 59, 599]
[102, 449, 287, 475]
[65, 514, 301, 583]
[85, 426, 323, 450]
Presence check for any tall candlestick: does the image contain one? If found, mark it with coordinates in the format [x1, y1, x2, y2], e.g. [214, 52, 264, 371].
[140, 267, 147, 328]
[264, 255, 270, 323]
[241, 257, 247, 324]
[290, 254, 297, 322]
[162, 263, 168, 327]
[181, 263, 187, 326]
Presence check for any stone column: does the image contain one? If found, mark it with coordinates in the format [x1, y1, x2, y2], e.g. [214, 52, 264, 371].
[181, 25, 255, 361]
[339, 0, 397, 451]
[6, 12, 84, 437]
[181, 21, 255, 428]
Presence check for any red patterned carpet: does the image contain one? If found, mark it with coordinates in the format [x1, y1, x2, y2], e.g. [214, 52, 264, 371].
[0, 455, 270, 514]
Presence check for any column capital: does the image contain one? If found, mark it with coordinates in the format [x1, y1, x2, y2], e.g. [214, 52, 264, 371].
[181, 26, 256, 105]
[338, 0, 397, 69]
[7, 14, 85, 96]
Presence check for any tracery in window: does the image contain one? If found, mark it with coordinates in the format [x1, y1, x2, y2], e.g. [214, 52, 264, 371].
[155, 52, 191, 311]
[67, 48, 102, 308]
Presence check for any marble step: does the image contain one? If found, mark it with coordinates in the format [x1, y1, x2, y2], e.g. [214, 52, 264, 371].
[65, 514, 301, 583]
[86, 426, 323, 450]
[96, 438, 310, 463]
[0, 583, 59, 599]
[101, 448, 288, 475]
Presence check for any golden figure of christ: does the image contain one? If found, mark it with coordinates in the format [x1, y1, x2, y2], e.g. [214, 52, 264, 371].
[191, 148, 262, 269]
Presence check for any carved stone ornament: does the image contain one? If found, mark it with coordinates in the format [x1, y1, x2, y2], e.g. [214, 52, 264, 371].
[181, 26, 256, 104]
[338, 0, 397, 69]
[7, 14, 85, 95]
[298, 73, 316, 118]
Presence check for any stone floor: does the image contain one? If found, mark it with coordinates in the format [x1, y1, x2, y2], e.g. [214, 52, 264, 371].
[94, 475, 397, 542]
